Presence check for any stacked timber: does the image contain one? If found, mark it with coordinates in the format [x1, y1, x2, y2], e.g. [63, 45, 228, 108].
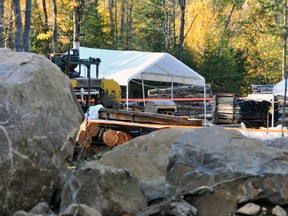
[213, 93, 236, 124]
[147, 84, 214, 121]
[76, 121, 132, 148]
[76, 121, 100, 148]
[251, 84, 273, 94]
[234, 99, 272, 128]
[213, 94, 273, 128]
[102, 129, 132, 146]
[275, 95, 288, 126]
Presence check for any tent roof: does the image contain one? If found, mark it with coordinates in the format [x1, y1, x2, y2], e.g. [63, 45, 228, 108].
[273, 78, 288, 96]
[79, 47, 205, 86]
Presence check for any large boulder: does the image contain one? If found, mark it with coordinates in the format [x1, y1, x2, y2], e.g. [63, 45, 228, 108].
[97, 126, 288, 215]
[0, 48, 83, 215]
[60, 162, 147, 215]
[99, 128, 191, 201]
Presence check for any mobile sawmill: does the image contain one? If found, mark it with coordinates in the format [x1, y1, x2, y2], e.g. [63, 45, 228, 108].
[47, 48, 121, 112]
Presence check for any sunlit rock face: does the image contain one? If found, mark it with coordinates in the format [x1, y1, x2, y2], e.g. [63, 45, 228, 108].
[0, 48, 83, 215]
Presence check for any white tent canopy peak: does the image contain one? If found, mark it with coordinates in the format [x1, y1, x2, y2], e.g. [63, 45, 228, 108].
[78, 47, 205, 86]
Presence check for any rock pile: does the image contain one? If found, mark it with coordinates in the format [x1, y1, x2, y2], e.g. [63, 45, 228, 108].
[12, 127, 288, 216]
[2, 49, 288, 216]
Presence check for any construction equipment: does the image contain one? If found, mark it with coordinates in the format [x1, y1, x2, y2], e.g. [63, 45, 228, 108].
[47, 49, 121, 111]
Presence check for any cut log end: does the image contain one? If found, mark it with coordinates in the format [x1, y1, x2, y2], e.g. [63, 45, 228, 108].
[116, 131, 129, 145]
[103, 130, 118, 147]
[77, 131, 93, 148]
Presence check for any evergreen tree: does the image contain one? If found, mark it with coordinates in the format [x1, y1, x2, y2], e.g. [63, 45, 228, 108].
[199, 34, 245, 95]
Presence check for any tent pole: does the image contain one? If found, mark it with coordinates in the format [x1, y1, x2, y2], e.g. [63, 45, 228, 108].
[171, 77, 174, 100]
[281, 78, 287, 137]
[204, 83, 207, 126]
[142, 75, 146, 107]
[272, 94, 275, 128]
[126, 82, 129, 111]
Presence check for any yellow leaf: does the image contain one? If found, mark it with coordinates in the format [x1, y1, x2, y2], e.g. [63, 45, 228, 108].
[37, 32, 52, 40]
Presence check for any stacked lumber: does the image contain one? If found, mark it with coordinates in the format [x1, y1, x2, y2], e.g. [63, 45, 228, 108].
[213, 94, 273, 128]
[213, 93, 236, 124]
[234, 99, 272, 128]
[251, 85, 273, 94]
[275, 95, 288, 126]
[147, 85, 214, 121]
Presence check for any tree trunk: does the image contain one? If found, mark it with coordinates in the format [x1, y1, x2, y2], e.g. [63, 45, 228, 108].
[52, 0, 58, 52]
[114, 1, 118, 47]
[172, 0, 176, 48]
[108, 0, 115, 48]
[73, 0, 81, 49]
[13, 0, 22, 51]
[224, 4, 235, 32]
[23, 0, 32, 52]
[5, 3, 13, 48]
[282, 0, 287, 80]
[120, 0, 125, 47]
[163, 0, 169, 50]
[0, 0, 4, 47]
[281, 0, 288, 133]
[178, 0, 186, 61]
[126, 0, 133, 50]
[42, 0, 49, 52]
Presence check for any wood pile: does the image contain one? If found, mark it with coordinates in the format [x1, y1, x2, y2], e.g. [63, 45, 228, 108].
[76, 121, 100, 148]
[213, 93, 236, 124]
[147, 84, 214, 121]
[251, 84, 273, 94]
[213, 93, 273, 128]
[76, 121, 132, 148]
[275, 95, 288, 126]
[234, 99, 271, 128]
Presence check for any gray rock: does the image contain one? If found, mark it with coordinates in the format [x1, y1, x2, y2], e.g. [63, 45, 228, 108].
[29, 202, 54, 215]
[60, 161, 147, 216]
[137, 197, 197, 216]
[272, 205, 287, 216]
[171, 127, 288, 215]
[96, 126, 288, 216]
[62, 204, 102, 216]
[12, 211, 30, 216]
[0, 48, 83, 215]
[237, 203, 261, 215]
[99, 128, 193, 201]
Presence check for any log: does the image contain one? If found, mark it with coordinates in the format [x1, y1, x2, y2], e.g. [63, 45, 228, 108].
[88, 122, 100, 137]
[79, 121, 100, 137]
[116, 131, 129, 145]
[103, 129, 118, 147]
[76, 131, 93, 148]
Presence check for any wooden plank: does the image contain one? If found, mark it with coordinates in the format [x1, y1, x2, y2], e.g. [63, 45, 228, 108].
[215, 93, 235, 97]
[214, 119, 234, 124]
[98, 108, 198, 126]
[86, 119, 288, 135]
[87, 119, 201, 129]
[121, 98, 214, 102]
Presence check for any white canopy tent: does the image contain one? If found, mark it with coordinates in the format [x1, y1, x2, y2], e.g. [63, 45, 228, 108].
[78, 47, 207, 125]
[272, 78, 288, 127]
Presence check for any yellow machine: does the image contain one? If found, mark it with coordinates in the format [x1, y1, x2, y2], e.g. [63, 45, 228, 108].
[48, 49, 122, 111]
[70, 77, 121, 109]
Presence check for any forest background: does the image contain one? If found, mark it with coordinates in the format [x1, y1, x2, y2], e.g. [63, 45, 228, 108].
[0, 0, 287, 96]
